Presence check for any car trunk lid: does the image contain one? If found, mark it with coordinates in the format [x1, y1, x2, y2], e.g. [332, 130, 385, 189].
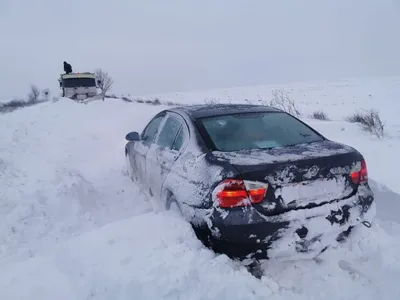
[213, 140, 363, 215]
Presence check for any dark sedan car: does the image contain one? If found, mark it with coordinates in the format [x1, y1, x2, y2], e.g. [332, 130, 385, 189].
[125, 104, 375, 261]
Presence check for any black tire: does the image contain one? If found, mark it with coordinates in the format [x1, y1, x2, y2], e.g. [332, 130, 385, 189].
[167, 195, 213, 249]
[193, 225, 213, 248]
[245, 260, 264, 279]
[166, 195, 183, 217]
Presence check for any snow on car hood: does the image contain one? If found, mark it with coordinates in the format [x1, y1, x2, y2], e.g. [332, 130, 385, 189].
[211, 140, 355, 166]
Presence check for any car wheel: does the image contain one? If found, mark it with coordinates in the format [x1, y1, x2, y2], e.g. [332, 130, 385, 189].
[245, 260, 264, 279]
[167, 196, 183, 218]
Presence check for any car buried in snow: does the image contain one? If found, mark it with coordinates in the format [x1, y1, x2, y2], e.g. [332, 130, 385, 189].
[124, 104, 376, 261]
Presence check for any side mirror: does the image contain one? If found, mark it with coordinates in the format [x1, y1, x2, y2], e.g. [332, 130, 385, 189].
[125, 131, 140, 141]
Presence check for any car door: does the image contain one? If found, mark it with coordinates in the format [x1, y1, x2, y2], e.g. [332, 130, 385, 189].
[145, 113, 185, 198]
[131, 113, 165, 185]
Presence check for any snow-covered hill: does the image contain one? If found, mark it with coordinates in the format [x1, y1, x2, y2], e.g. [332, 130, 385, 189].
[1, 77, 400, 299]
[142, 76, 400, 124]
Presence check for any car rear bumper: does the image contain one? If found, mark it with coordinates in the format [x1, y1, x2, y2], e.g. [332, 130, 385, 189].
[207, 184, 375, 260]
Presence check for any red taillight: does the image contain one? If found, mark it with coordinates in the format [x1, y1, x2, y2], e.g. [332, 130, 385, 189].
[248, 188, 267, 203]
[214, 179, 268, 208]
[350, 160, 368, 184]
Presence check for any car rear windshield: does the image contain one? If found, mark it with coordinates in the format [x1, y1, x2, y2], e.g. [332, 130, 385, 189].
[199, 112, 324, 151]
[63, 78, 96, 88]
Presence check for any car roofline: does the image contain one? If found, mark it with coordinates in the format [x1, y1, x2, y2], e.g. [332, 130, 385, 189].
[167, 104, 283, 119]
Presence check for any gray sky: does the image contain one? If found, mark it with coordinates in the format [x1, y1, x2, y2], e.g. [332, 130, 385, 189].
[1, 0, 400, 100]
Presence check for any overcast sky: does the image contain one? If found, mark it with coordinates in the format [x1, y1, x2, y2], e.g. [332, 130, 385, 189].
[1, 0, 400, 100]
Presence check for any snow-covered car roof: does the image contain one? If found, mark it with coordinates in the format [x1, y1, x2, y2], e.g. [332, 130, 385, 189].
[60, 73, 96, 79]
[171, 104, 281, 119]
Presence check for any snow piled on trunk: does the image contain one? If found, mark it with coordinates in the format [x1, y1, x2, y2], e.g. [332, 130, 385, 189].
[1, 76, 400, 300]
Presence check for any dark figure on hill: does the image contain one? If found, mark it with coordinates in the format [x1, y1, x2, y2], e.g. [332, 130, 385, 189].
[63, 61, 72, 74]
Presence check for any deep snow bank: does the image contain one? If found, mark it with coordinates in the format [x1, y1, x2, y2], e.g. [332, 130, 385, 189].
[0, 213, 273, 300]
[0, 99, 162, 262]
[1, 207, 400, 300]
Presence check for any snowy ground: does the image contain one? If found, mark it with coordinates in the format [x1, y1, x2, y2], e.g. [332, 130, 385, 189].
[1, 77, 400, 299]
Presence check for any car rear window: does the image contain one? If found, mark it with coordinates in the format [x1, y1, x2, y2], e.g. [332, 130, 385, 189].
[199, 112, 324, 151]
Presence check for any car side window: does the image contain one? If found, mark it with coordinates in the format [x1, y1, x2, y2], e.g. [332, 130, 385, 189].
[141, 115, 164, 146]
[171, 126, 188, 151]
[156, 114, 182, 149]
